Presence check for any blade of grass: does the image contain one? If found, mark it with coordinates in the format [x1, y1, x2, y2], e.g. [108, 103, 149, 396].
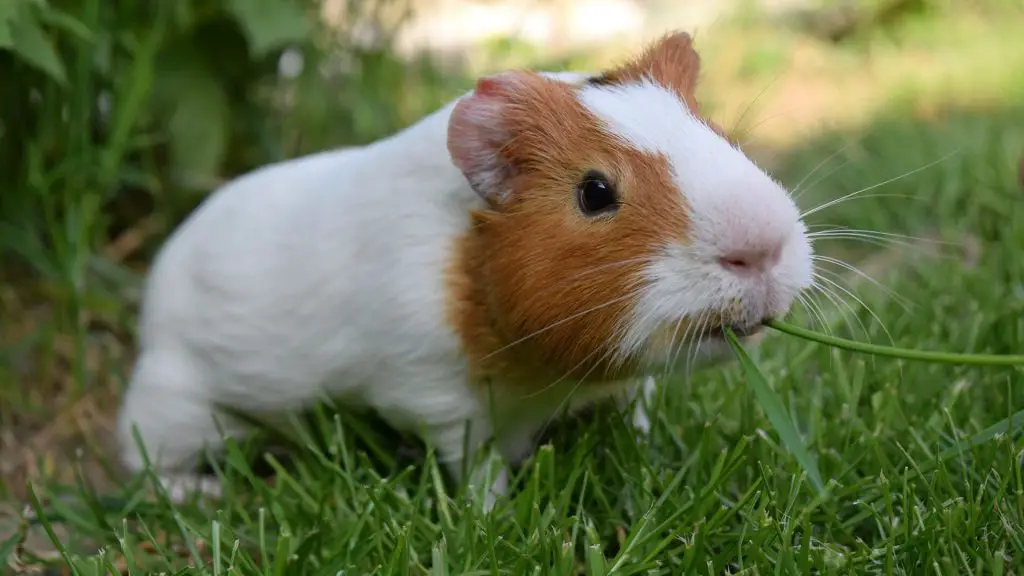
[26, 483, 84, 575]
[724, 327, 826, 494]
[0, 520, 24, 568]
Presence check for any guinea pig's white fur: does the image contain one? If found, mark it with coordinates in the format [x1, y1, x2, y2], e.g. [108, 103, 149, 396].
[116, 33, 813, 508]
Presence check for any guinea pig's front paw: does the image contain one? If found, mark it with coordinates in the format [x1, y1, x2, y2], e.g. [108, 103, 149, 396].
[630, 403, 653, 436]
[467, 456, 509, 514]
[159, 472, 224, 504]
[481, 466, 508, 514]
[617, 376, 657, 438]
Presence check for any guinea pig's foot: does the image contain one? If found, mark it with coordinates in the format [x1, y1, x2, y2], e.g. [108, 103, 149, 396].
[481, 466, 508, 514]
[158, 473, 224, 504]
[630, 404, 653, 436]
[617, 376, 658, 438]
[465, 451, 509, 514]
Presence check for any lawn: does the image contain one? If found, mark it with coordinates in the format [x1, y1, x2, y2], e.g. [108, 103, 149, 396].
[2, 1, 1024, 574]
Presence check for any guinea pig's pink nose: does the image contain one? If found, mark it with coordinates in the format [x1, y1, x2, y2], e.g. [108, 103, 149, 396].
[718, 248, 780, 276]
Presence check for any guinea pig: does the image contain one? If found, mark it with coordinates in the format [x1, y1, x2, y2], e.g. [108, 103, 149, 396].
[115, 31, 814, 509]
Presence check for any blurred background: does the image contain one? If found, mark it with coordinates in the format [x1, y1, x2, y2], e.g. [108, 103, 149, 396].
[1, 0, 1022, 514]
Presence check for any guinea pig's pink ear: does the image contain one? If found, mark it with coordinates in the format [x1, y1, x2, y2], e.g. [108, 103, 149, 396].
[447, 72, 531, 206]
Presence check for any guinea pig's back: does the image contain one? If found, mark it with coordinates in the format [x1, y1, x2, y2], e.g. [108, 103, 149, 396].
[137, 113, 481, 406]
[135, 149, 371, 394]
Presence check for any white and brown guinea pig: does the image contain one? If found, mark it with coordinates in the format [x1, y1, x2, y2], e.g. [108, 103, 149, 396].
[116, 31, 814, 509]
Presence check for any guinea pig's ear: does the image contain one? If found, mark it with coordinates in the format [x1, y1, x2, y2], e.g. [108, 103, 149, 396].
[595, 31, 701, 108]
[447, 72, 533, 206]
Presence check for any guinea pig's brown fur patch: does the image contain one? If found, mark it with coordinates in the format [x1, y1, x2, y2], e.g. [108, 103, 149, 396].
[591, 31, 733, 142]
[446, 32, 714, 390]
[590, 31, 702, 111]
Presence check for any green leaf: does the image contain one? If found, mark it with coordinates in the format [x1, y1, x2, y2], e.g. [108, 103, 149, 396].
[38, 6, 92, 43]
[159, 57, 231, 189]
[225, 0, 308, 57]
[8, 3, 67, 84]
[725, 327, 826, 494]
[0, 0, 16, 47]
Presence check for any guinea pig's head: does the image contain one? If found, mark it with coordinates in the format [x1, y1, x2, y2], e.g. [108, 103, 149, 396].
[447, 31, 814, 381]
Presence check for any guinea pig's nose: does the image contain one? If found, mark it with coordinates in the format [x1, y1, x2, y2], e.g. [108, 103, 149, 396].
[718, 248, 780, 276]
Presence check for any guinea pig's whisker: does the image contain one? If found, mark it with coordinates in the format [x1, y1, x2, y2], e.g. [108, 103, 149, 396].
[682, 316, 700, 380]
[737, 111, 794, 148]
[816, 267, 907, 330]
[813, 270, 884, 323]
[662, 316, 689, 380]
[563, 257, 654, 283]
[679, 321, 698, 382]
[817, 271, 898, 348]
[796, 291, 831, 337]
[807, 227, 951, 251]
[808, 230, 959, 264]
[803, 191, 925, 219]
[693, 313, 714, 376]
[608, 281, 694, 364]
[794, 159, 855, 204]
[802, 286, 850, 371]
[807, 234, 917, 251]
[684, 312, 711, 381]
[806, 226, 952, 245]
[810, 276, 862, 338]
[810, 274, 903, 378]
[791, 142, 855, 200]
[813, 272, 895, 347]
[813, 233, 916, 252]
[812, 255, 914, 312]
[731, 73, 785, 139]
[655, 317, 687, 381]
[800, 150, 959, 220]
[794, 292, 813, 327]
[673, 307, 707, 373]
[533, 344, 619, 443]
[482, 289, 645, 360]
[518, 343, 608, 400]
[809, 290, 839, 336]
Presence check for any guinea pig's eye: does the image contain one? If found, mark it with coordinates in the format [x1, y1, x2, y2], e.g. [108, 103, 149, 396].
[576, 171, 619, 217]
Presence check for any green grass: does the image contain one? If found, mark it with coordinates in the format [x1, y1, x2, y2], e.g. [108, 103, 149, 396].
[4, 2, 1024, 574]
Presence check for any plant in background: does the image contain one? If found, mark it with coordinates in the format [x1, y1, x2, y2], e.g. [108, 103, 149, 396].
[0, 0, 458, 392]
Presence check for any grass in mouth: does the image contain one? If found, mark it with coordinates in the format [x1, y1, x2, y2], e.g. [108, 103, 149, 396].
[763, 319, 1024, 366]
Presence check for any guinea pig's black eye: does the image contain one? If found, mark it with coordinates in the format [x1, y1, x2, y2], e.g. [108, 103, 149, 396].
[576, 171, 619, 217]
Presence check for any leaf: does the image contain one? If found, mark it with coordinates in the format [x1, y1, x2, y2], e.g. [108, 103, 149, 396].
[725, 328, 826, 494]
[0, 0, 16, 47]
[8, 3, 67, 84]
[225, 0, 308, 58]
[159, 57, 231, 189]
[0, 222, 59, 278]
[38, 6, 93, 43]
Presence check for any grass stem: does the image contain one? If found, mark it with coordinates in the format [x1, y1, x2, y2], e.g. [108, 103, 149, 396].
[766, 319, 1024, 366]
